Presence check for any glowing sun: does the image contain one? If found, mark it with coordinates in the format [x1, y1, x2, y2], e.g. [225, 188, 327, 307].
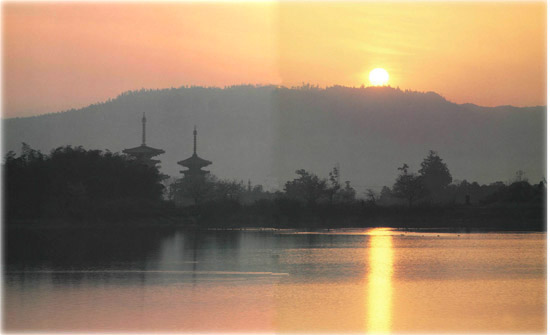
[369, 68, 389, 86]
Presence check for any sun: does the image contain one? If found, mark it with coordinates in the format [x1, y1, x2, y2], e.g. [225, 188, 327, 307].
[369, 68, 389, 86]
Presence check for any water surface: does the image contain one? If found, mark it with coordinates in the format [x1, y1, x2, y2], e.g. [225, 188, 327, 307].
[4, 227, 546, 333]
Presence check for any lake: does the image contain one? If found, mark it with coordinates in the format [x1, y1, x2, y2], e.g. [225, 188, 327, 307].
[4, 227, 546, 333]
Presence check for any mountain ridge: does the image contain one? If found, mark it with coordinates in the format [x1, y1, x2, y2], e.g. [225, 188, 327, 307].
[4, 85, 546, 191]
[5, 85, 545, 121]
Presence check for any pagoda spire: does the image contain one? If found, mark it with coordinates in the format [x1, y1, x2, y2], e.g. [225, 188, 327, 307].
[124, 113, 164, 169]
[177, 125, 212, 179]
[193, 125, 197, 155]
[142, 113, 146, 146]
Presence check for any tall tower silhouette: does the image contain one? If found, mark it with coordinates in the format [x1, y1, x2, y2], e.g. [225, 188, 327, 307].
[177, 126, 212, 178]
[142, 113, 146, 146]
[123, 113, 165, 168]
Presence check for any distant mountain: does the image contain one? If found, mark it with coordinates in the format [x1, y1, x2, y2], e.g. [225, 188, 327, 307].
[3, 85, 546, 191]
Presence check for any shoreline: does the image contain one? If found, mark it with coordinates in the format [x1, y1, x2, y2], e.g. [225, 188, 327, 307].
[5, 203, 545, 232]
[5, 220, 546, 233]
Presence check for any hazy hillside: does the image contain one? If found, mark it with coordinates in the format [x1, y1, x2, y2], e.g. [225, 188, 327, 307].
[3, 85, 546, 191]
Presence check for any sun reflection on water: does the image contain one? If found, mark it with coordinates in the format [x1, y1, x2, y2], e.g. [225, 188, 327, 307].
[367, 228, 394, 334]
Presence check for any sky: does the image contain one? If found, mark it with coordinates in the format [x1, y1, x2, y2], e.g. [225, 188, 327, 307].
[2, 2, 546, 118]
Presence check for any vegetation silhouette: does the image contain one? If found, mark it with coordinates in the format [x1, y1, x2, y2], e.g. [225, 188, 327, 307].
[3, 146, 545, 231]
[392, 164, 425, 207]
[419, 150, 452, 201]
[4, 144, 166, 222]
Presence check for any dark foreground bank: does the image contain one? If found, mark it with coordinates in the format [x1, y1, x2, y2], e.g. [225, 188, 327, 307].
[6, 201, 545, 232]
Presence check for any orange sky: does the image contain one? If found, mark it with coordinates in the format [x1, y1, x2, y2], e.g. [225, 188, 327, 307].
[3, 2, 546, 118]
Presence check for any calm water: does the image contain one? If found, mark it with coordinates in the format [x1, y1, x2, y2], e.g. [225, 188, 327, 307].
[4, 227, 546, 333]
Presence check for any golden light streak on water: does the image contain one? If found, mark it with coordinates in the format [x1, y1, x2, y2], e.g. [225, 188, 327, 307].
[366, 229, 394, 334]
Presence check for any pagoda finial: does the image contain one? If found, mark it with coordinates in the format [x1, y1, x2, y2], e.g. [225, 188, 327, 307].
[193, 125, 197, 155]
[142, 113, 146, 146]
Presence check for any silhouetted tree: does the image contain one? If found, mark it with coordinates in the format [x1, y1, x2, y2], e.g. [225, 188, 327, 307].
[162, 176, 180, 201]
[284, 169, 327, 206]
[418, 150, 452, 201]
[241, 183, 275, 204]
[327, 166, 341, 204]
[365, 188, 377, 205]
[392, 164, 425, 207]
[483, 180, 541, 204]
[173, 175, 257, 206]
[339, 181, 356, 202]
[4, 144, 164, 220]
[378, 186, 395, 205]
[213, 179, 246, 201]
[176, 175, 215, 205]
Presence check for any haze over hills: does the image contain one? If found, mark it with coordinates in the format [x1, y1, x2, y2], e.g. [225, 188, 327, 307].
[3, 85, 545, 191]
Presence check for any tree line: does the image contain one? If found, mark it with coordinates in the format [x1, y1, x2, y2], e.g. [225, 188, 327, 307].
[4, 144, 164, 221]
[169, 149, 545, 208]
[3, 145, 545, 229]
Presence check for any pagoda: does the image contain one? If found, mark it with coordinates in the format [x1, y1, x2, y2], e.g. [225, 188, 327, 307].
[123, 113, 165, 168]
[178, 126, 212, 178]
